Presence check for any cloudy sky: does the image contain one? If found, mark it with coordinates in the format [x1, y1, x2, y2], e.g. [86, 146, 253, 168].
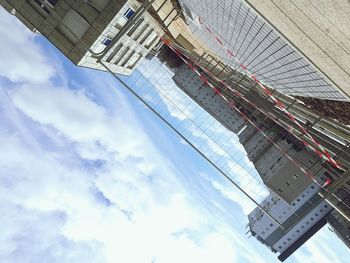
[0, 7, 348, 263]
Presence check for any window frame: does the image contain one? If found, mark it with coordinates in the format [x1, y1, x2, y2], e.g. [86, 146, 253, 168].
[124, 7, 135, 20]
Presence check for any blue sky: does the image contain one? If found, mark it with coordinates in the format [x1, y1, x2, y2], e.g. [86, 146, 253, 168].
[0, 8, 348, 263]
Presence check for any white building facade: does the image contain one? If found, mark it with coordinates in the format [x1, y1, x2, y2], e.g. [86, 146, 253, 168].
[78, 0, 164, 75]
[2, 0, 165, 75]
[248, 185, 332, 256]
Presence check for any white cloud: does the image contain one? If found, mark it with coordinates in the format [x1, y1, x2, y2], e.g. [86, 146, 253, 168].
[201, 172, 257, 215]
[0, 124, 240, 263]
[292, 226, 350, 263]
[0, 8, 55, 83]
[0, 13, 241, 261]
[0, 77, 235, 263]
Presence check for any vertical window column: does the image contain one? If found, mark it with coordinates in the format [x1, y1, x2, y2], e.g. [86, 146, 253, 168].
[114, 46, 130, 65]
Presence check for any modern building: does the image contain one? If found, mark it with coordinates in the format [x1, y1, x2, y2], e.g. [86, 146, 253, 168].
[243, 0, 350, 101]
[238, 123, 337, 204]
[249, 169, 349, 260]
[1, 0, 165, 75]
[172, 62, 349, 260]
[248, 187, 332, 261]
[322, 171, 350, 249]
[176, 0, 349, 101]
[173, 63, 338, 203]
[2, 0, 349, 258]
[173, 63, 246, 134]
[327, 210, 350, 249]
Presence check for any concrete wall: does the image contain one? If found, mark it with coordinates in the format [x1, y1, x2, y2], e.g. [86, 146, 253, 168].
[2, 0, 127, 64]
[78, 0, 164, 75]
[2, 0, 166, 75]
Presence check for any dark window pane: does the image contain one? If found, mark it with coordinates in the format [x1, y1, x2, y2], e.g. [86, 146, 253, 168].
[48, 0, 58, 6]
[102, 38, 112, 46]
[124, 8, 135, 19]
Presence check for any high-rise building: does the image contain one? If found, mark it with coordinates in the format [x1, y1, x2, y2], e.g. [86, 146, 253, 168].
[1, 0, 165, 75]
[173, 63, 246, 134]
[243, 0, 350, 102]
[322, 172, 350, 249]
[172, 62, 348, 260]
[248, 188, 332, 261]
[326, 210, 350, 249]
[177, 0, 349, 101]
[238, 123, 337, 204]
[173, 63, 338, 202]
[3, 0, 349, 258]
[248, 168, 349, 260]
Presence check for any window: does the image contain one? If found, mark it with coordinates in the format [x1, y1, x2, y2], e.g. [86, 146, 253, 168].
[127, 18, 144, 37]
[121, 50, 135, 67]
[140, 29, 153, 45]
[106, 43, 123, 63]
[33, 0, 58, 11]
[32, 0, 51, 14]
[102, 37, 112, 46]
[124, 7, 135, 19]
[114, 46, 130, 65]
[308, 159, 315, 165]
[324, 171, 334, 181]
[134, 24, 149, 41]
[47, 0, 58, 5]
[127, 53, 142, 69]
